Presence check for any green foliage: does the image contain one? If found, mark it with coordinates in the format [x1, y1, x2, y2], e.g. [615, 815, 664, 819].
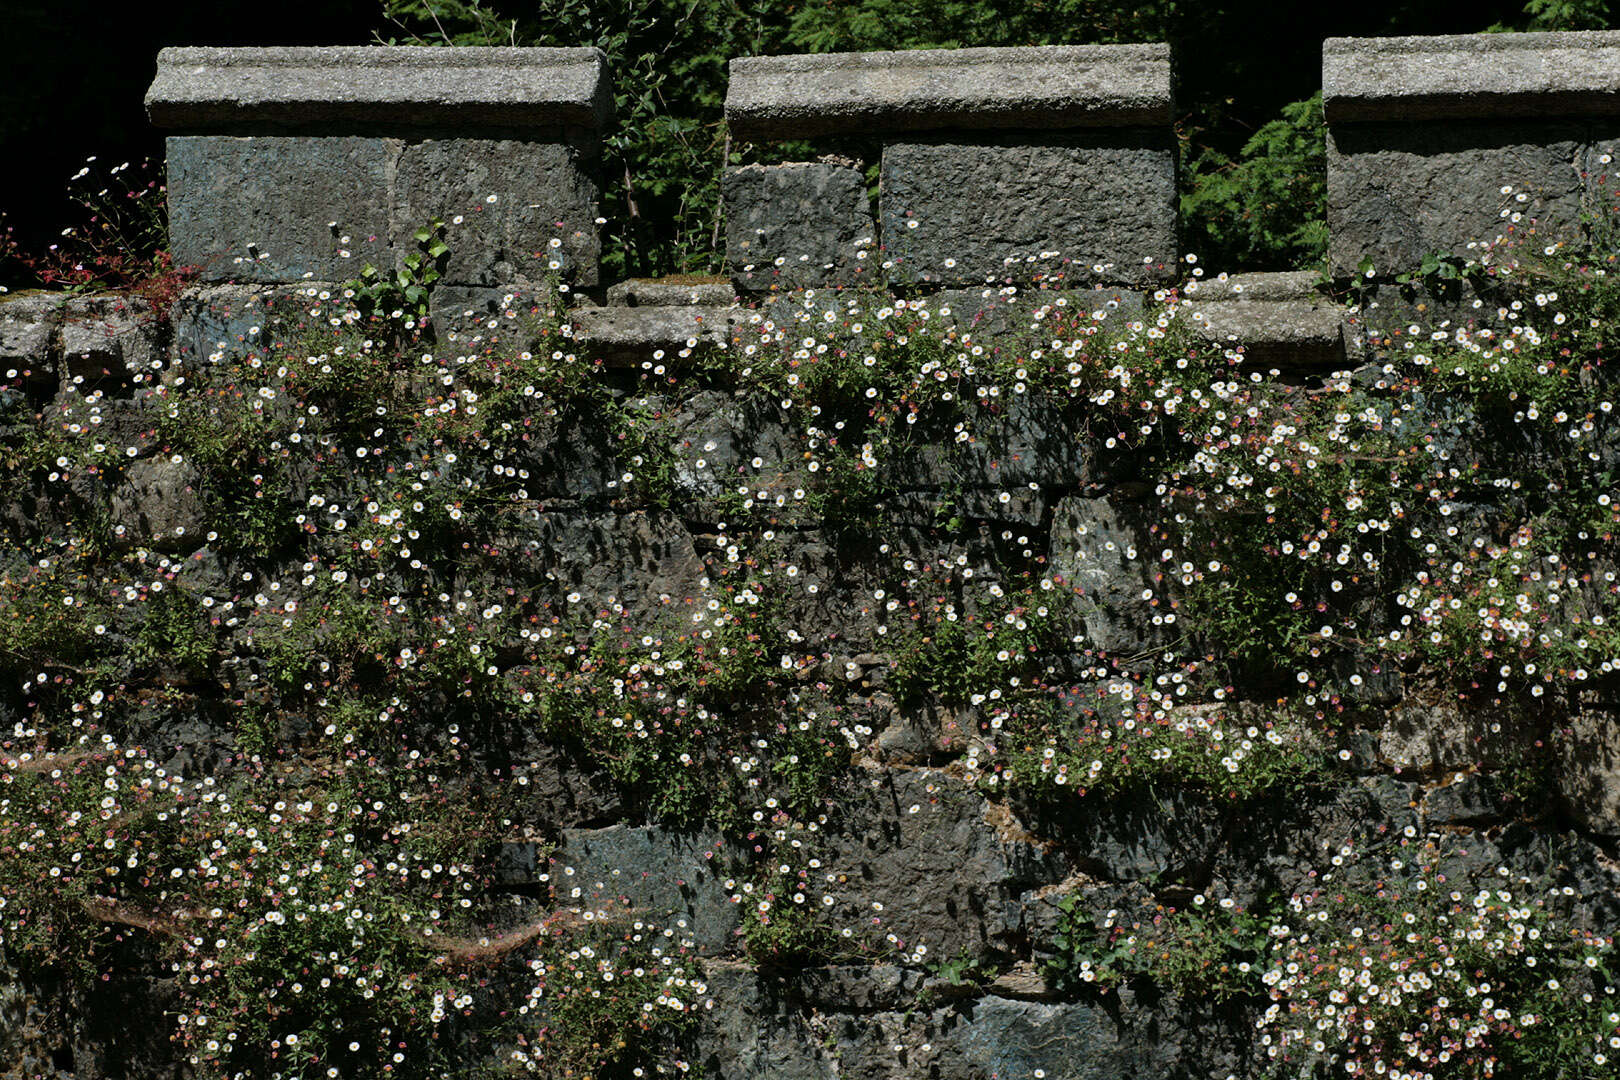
[0, 560, 117, 680]
[529, 926, 705, 1077]
[924, 946, 1003, 989]
[1045, 891, 1269, 1004]
[132, 586, 217, 679]
[1172, 239, 1620, 694]
[889, 572, 1076, 706]
[737, 859, 840, 965]
[1181, 93, 1328, 270]
[348, 217, 449, 325]
[1395, 250, 1488, 290]
[1490, 0, 1612, 31]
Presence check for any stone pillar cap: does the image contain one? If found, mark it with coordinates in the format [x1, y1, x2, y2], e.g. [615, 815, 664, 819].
[146, 46, 611, 133]
[1324, 31, 1620, 123]
[726, 43, 1171, 140]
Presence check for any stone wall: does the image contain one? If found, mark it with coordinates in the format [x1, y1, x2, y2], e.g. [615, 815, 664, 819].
[5, 266, 1618, 1080]
[1, 31, 1619, 1080]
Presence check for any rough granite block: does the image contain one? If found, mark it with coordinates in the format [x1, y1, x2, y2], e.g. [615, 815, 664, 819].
[1323, 33, 1620, 280]
[1049, 495, 1166, 656]
[726, 44, 1172, 141]
[723, 162, 876, 292]
[170, 283, 335, 368]
[59, 295, 165, 389]
[880, 134, 1176, 287]
[551, 824, 737, 955]
[166, 135, 395, 283]
[0, 293, 63, 391]
[394, 139, 600, 286]
[1582, 138, 1620, 203]
[1326, 120, 1590, 278]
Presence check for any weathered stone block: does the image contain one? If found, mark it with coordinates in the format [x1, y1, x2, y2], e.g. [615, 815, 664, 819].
[59, 295, 165, 390]
[109, 458, 206, 552]
[726, 44, 1172, 141]
[426, 281, 573, 343]
[880, 134, 1177, 287]
[395, 139, 600, 286]
[551, 824, 738, 954]
[1420, 774, 1501, 825]
[1049, 495, 1166, 657]
[1371, 699, 1538, 775]
[931, 284, 1145, 338]
[166, 135, 396, 283]
[0, 293, 62, 392]
[723, 162, 876, 292]
[1326, 120, 1591, 278]
[521, 510, 708, 615]
[1181, 269, 1319, 302]
[607, 277, 736, 307]
[661, 390, 802, 500]
[945, 995, 1178, 1080]
[821, 768, 1060, 961]
[479, 752, 624, 835]
[150, 49, 611, 287]
[426, 283, 508, 337]
[882, 397, 1094, 491]
[1555, 708, 1620, 836]
[169, 283, 322, 368]
[700, 964, 836, 1080]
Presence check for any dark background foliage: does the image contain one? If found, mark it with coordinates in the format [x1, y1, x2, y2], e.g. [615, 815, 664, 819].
[0, 0, 1605, 288]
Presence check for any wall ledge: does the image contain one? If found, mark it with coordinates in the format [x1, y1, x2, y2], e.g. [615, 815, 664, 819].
[725, 44, 1171, 141]
[145, 46, 612, 134]
[1324, 31, 1620, 123]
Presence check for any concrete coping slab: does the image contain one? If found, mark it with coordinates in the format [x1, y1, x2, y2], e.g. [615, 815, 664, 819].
[146, 46, 611, 134]
[726, 44, 1171, 140]
[1324, 31, 1620, 123]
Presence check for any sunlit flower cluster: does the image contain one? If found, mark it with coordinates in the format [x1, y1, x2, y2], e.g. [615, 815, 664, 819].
[1259, 840, 1618, 1080]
